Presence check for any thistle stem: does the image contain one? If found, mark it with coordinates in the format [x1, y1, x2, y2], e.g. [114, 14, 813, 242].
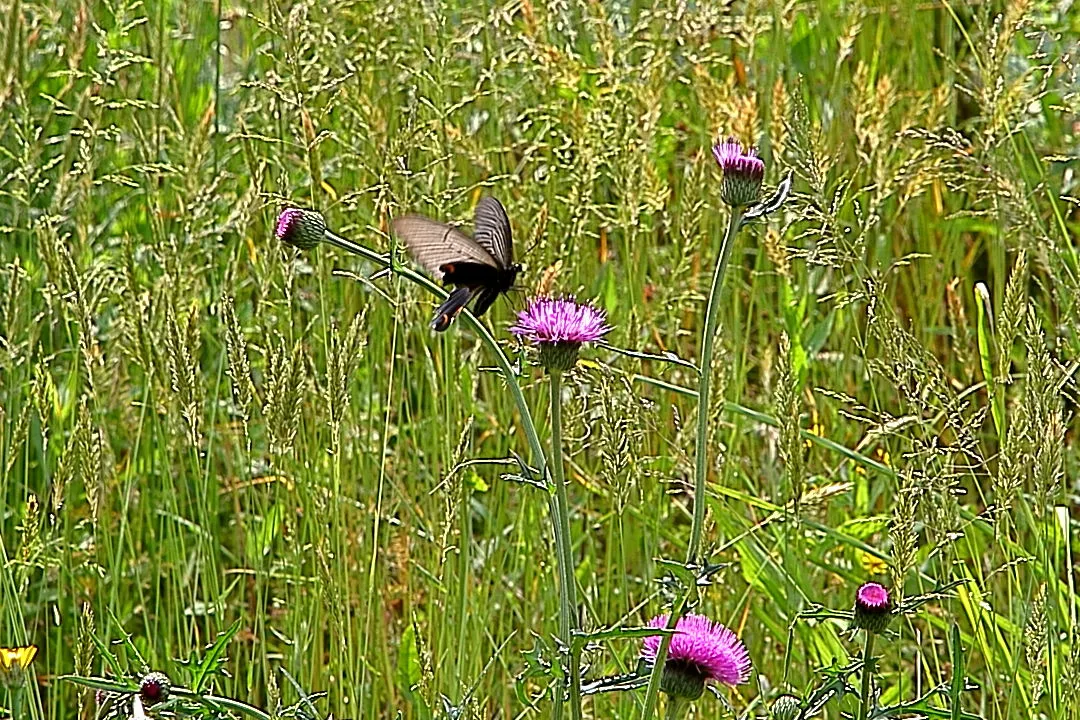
[549, 371, 582, 720]
[689, 206, 744, 564]
[640, 595, 689, 720]
[857, 631, 876, 720]
[641, 206, 744, 720]
[664, 696, 689, 720]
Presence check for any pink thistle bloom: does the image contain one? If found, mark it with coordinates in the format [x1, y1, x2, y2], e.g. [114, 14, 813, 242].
[642, 614, 751, 697]
[510, 296, 610, 373]
[852, 582, 893, 634]
[712, 136, 765, 207]
[510, 296, 610, 346]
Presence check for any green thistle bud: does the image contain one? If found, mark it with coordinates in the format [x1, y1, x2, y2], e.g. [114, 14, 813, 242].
[770, 693, 803, 720]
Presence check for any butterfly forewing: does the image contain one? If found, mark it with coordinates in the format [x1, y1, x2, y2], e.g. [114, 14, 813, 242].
[391, 214, 498, 279]
[472, 197, 514, 267]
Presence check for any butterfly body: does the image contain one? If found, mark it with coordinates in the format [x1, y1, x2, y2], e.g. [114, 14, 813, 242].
[392, 197, 520, 332]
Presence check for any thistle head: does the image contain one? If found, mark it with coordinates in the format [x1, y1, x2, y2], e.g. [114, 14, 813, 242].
[139, 671, 172, 706]
[275, 208, 326, 250]
[852, 582, 893, 634]
[641, 614, 751, 701]
[712, 136, 765, 207]
[509, 296, 611, 373]
[770, 693, 803, 720]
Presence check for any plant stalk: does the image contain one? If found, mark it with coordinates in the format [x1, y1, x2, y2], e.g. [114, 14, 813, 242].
[664, 696, 689, 720]
[641, 206, 743, 720]
[857, 631, 876, 720]
[688, 206, 744, 564]
[549, 371, 582, 720]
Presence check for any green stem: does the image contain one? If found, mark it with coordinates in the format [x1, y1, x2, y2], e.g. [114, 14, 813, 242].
[857, 631, 876, 720]
[641, 206, 743, 720]
[664, 696, 689, 720]
[640, 594, 690, 720]
[689, 206, 744, 564]
[550, 371, 582, 720]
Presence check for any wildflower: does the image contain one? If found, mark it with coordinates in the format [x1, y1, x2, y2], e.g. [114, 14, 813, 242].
[275, 208, 326, 250]
[770, 693, 803, 720]
[641, 614, 751, 701]
[139, 671, 172, 705]
[0, 645, 36, 687]
[852, 582, 893, 634]
[712, 137, 765, 207]
[509, 296, 610, 373]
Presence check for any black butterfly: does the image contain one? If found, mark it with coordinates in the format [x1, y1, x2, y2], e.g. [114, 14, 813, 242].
[391, 196, 522, 332]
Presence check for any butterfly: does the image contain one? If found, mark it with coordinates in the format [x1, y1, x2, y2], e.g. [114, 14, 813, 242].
[391, 196, 522, 331]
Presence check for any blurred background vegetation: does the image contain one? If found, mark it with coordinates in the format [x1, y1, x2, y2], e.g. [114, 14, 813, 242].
[1, 0, 1078, 718]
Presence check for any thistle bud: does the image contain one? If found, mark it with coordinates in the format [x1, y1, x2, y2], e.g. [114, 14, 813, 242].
[139, 671, 172, 705]
[852, 582, 893, 634]
[275, 208, 326, 250]
[712, 137, 765, 207]
[770, 693, 802, 720]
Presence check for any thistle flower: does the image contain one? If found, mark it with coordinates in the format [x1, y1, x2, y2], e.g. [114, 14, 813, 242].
[712, 137, 765, 207]
[275, 208, 326, 250]
[139, 671, 172, 705]
[641, 614, 751, 701]
[852, 582, 893, 634]
[0, 645, 36, 687]
[509, 296, 610, 373]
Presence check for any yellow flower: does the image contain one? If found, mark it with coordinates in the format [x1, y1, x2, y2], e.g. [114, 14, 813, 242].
[858, 551, 889, 576]
[0, 645, 37, 686]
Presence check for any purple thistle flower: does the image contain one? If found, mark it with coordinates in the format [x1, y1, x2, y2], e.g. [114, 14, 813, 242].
[712, 136, 765, 207]
[275, 208, 326, 250]
[852, 582, 893, 634]
[510, 296, 610, 372]
[641, 614, 751, 700]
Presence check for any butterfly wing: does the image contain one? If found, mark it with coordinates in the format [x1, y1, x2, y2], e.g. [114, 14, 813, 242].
[470, 286, 503, 318]
[391, 214, 499, 280]
[472, 197, 514, 268]
[431, 286, 476, 332]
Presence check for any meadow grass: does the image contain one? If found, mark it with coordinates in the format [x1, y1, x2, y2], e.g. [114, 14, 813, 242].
[1, 0, 1079, 718]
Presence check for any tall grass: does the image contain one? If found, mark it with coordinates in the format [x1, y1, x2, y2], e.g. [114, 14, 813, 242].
[1, 0, 1078, 718]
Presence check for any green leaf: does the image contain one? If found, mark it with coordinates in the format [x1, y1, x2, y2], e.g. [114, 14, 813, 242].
[397, 624, 422, 699]
[191, 619, 242, 693]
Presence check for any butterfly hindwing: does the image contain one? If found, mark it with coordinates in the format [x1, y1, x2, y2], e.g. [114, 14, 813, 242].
[431, 286, 476, 332]
[471, 286, 502, 318]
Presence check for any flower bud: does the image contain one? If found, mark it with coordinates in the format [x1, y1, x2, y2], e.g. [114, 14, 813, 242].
[139, 671, 172, 705]
[770, 693, 802, 720]
[275, 208, 326, 250]
[712, 137, 765, 207]
[852, 582, 893, 634]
